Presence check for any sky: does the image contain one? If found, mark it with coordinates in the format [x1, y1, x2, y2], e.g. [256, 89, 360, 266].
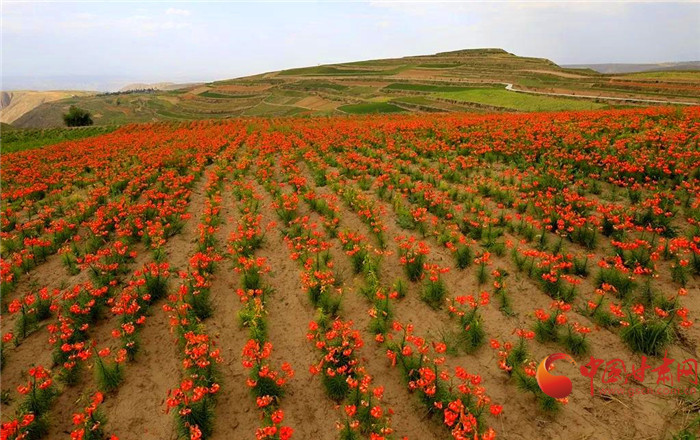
[2, 1, 699, 91]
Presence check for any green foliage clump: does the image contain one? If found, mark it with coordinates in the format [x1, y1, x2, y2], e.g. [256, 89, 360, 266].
[63, 105, 94, 127]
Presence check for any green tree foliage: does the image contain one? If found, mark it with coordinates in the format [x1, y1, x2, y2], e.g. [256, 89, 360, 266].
[63, 105, 93, 127]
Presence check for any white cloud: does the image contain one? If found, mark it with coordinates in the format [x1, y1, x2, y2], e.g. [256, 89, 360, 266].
[166, 8, 191, 16]
[3, 1, 698, 88]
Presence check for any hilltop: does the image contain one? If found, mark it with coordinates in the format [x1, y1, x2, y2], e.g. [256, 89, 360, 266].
[6, 48, 700, 128]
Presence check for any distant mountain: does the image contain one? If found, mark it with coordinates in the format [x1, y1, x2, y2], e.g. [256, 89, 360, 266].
[2, 75, 206, 93]
[563, 61, 700, 74]
[2, 75, 138, 92]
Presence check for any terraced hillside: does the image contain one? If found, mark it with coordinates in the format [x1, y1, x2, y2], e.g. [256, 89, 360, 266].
[10, 49, 700, 128]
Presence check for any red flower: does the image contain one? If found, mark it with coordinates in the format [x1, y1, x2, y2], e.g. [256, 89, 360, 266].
[271, 409, 284, 424]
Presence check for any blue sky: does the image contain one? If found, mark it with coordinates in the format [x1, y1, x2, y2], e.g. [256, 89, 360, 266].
[2, 1, 699, 90]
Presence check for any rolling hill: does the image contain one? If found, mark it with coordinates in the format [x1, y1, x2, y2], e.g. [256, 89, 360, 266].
[0, 90, 95, 124]
[118, 82, 202, 92]
[6, 48, 700, 128]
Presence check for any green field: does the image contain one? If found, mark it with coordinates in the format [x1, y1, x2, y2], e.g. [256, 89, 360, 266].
[384, 83, 486, 93]
[338, 102, 406, 114]
[198, 91, 258, 99]
[435, 89, 606, 111]
[286, 80, 349, 91]
[391, 96, 436, 105]
[417, 63, 461, 69]
[1, 125, 118, 153]
[279, 65, 408, 76]
[618, 71, 700, 82]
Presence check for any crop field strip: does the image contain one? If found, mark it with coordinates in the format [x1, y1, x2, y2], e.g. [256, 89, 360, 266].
[1, 106, 699, 440]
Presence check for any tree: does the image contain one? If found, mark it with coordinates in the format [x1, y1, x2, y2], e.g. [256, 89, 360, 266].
[63, 105, 93, 127]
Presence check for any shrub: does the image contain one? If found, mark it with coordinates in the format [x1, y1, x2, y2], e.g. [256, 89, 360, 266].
[63, 105, 93, 127]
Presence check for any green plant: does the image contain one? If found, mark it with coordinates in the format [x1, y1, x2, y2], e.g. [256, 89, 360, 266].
[449, 294, 488, 353]
[392, 278, 407, 299]
[573, 256, 589, 277]
[561, 324, 590, 356]
[620, 311, 673, 356]
[63, 105, 94, 127]
[420, 269, 447, 309]
[400, 242, 427, 282]
[454, 244, 473, 269]
[492, 270, 513, 315]
[596, 267, 635, 301]
[94, 348, 125, 392]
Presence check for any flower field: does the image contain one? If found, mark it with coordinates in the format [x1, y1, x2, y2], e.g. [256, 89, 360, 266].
[1, 106, 699, 440]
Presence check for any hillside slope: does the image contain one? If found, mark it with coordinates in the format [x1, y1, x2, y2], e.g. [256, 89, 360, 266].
[0, 90, 95, 124]
[10, 49, 700, 128]
[118, 82, 202, 92]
